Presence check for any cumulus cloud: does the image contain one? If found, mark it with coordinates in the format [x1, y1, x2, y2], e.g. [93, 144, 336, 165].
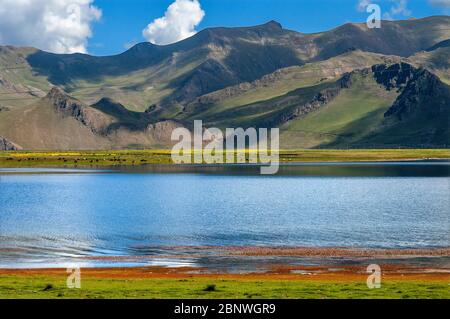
[143, 0, 205, 45]
[0, 0, 101, 54]
[428, 0, 450, 7]
[357, 0, 373, 11]
[385, 0, 411, 18]
[357, 0, 411, 20]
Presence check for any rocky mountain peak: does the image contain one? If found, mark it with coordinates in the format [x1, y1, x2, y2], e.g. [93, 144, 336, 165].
[46, 87, 88, 117]
[384, 66, 450, 119]
[261, 20, 283, 30]
[45, 87, 113, 134]
[46, 86, 71, 102]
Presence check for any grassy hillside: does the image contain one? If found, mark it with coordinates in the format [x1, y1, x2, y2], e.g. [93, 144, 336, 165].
[182, 50, 400, 119]
[311, 16, 450, 60]
[0, 46, 50, 108]
[281, 64, 450, 149]
[1, 60, 448, 150]
[0, 17, 449, 150]
[193, 81, 334, 129]
[281, 73, 398, 148]
[1, 16, 448, 111]
[409, 45, 450, 84]
[0, 89, 185, 150]
[0, 98, 111, 150]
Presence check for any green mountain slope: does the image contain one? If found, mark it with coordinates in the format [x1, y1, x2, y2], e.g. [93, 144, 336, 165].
[1, 16, 449, 111]
[0, 17, 449, 150]
[281, 72, 398, 148]
[181, 50, 401, 120]
[282, 64, 450, 148]
[409, 41, 450, 84]
[311, 16, 450, 60]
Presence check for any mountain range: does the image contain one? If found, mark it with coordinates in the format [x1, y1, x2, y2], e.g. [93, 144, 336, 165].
[0, 16, 449, 150]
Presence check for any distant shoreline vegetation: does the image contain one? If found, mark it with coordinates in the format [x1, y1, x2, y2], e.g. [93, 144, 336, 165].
[0, 149, 449, 168]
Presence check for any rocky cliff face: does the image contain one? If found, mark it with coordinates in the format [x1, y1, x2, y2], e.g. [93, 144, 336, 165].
[384, 67, 450, 120]
[369, 62, 450, 120]
[0, 137, 22, 150]
[46, 87, 113, 134]
[270, 63, 450, 131]
[372, 62, 416, 91]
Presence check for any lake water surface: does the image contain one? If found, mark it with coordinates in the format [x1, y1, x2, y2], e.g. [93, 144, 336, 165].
[0, 162, 449, 268]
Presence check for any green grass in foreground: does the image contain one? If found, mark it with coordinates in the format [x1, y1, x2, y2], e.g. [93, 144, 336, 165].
[0, 276, 449, 299]
[0, 149, 448, 168]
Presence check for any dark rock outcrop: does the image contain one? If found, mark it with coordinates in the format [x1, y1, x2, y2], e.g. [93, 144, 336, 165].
[0, 137, 22, 150]
[46, 87, 112, 134]
[370, 63, 450, 120]
[385, 68, 450, 120]
[372, 63, 415, 91]
[0, 105, 10, 112]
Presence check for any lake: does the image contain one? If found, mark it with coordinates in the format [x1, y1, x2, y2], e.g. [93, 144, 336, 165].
[0, 162, 449, 268]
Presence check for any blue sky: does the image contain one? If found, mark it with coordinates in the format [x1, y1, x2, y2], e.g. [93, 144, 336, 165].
[88, 0, 449, 56]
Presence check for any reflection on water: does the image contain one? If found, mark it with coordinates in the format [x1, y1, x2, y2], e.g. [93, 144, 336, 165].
[114, 161, 450, 177]
[0, 162, 449, 268]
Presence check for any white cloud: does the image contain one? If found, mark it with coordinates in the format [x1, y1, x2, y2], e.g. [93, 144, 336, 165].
[383, 0, 411, 20]
[388, 0, 411, 16]
[0, 0, 101, 54]
[143, 0, 205, 45]
[428, 0, 450, 7]
[357, 0, 373, 12]
[357, 0, 412, 19]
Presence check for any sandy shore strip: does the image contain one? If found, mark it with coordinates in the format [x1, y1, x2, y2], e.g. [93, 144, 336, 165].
[1, 247, 449, 282]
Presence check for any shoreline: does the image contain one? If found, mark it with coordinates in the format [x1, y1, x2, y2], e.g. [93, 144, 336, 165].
[1, 249, 449, 299]
[1, 253, 449, 298]
[1, 151, 449, 298]
[1, 246, 449, 270]
[0, 149, 449, 168]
